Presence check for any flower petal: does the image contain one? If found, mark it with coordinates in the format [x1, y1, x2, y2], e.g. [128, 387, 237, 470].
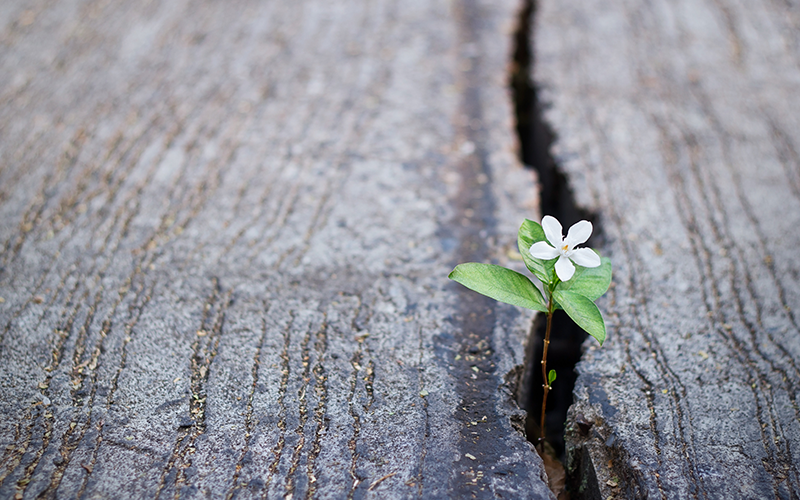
[555, 255, 575, 281]
[565, 220, 593, 248]
[541, 215, 563, 248]
[570, 248, 601, 268]
[530, 241, 560, 260]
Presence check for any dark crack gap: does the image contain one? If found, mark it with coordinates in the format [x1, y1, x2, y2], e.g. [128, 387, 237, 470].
[510, 0, 602, 461]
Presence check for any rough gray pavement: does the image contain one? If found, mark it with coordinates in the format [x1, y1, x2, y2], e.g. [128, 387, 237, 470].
[534, 0, 800, 498]
[0, 0, 554, 498]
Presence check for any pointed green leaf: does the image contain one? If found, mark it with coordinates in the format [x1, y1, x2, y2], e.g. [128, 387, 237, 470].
[517, 219, 557, 285]
[556, 256, 612, 301]
[548, 369, 557, 385]
[553, 290, 606, 345]
[449, 263, 548, 312]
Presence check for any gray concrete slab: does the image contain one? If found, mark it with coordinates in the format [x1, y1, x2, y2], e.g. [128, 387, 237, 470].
[534, 0, 800, 497]
[0, 0, 554, 498]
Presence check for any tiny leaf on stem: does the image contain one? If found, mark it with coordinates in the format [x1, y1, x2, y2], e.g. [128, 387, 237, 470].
[553, 289, 607, 345]
[548, 369, 557, 385]
[449, 263, 548, 312]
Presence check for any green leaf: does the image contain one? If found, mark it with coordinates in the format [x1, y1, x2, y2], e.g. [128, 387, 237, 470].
[556, 256, 612, 301]
[553, 290, 606, 345]
[449, 263, 548, 312]
[548, 369, 557, 385]
[517, 219, 557, 285]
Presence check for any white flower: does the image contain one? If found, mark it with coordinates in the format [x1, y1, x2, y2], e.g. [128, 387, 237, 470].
[529, 215, 601, 281]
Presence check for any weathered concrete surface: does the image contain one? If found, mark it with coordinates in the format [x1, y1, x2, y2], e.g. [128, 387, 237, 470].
[533, 0, 800, 498]
[0, 0, 554, 498]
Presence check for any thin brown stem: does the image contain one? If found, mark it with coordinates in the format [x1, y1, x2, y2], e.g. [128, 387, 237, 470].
[539, 308, 553, 444]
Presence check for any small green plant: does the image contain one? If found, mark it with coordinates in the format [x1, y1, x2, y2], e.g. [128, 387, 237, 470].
[449, 215, 611, 446]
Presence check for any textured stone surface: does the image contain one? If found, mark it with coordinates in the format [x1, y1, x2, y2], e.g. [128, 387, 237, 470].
[0, 1, 554, 498]
[534, 0, 800, 498]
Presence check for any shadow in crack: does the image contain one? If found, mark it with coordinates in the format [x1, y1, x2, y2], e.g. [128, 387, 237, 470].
[509, 0, 603, 463]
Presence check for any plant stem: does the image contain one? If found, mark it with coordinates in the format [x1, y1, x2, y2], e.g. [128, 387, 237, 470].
[539, 299, 554, 446]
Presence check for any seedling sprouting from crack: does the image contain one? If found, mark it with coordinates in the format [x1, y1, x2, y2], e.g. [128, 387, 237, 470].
[449, 215, 611, 446]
